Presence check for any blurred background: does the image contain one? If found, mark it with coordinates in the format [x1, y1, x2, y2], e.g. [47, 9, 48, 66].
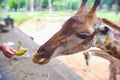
[0, 0, 120, 80]
[0, 0, 120, 25]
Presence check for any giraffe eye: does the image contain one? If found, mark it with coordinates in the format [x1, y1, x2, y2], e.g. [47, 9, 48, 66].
[76, 33, 90, 39]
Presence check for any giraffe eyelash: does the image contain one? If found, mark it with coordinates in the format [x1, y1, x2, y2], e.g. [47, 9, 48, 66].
[76, 33, 90, 39]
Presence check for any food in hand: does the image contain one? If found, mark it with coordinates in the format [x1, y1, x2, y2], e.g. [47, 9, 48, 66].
[15, 48, 27, 56]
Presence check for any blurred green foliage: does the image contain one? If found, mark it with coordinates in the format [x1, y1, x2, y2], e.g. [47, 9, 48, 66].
[8, 0, 25, 11]
[0, 16, 2, 21]
[0, 0, 6, 10]
[100, 0, 114, 10]
[8, 0, 17, 9]
[6, 0, 120, 11]
[0, 0, 4, 5]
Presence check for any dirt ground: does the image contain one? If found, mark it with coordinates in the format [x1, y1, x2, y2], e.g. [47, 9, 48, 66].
[17, 17, 111, 80]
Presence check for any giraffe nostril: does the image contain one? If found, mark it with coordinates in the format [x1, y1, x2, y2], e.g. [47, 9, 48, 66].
[41, 48, 46, 52]
[38, 47, 46, 54]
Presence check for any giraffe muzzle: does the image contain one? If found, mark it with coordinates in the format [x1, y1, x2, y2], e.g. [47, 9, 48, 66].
[33, 53, 51, 65]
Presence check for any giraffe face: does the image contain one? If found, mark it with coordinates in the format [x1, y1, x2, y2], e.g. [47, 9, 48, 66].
[94, 24, 113, 47]
[33, 0, 101, 65]
[96, 24, 110, 34]
[33, 15, 98, 65]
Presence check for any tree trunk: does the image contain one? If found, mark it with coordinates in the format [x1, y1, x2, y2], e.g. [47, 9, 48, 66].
[40, 0, 43, 11]
[17, 0, 20, 11]
[25, 0, 28, 11]
[48, 0, 52, 13]
[69, 0, 72, 11]
[115, 0, 119, 15]
[30, 0, 34, 12]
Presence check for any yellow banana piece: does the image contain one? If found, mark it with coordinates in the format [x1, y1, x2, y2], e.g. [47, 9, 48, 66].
[16, 48, 27, 56]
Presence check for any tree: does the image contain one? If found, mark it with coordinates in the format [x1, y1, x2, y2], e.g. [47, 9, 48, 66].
[8, 0, 26, 11]
[0, 0, 4, 5]
[30, 0, 34, 12]
[34, 0, 43, 11]
[52, 0, 65, 10]
[42, 0, 48, 9]
[8, 0, 18, 11]
[48, 0, 52, 12]
[100, 0, 115, 10]
[40, 0, 43, 11]
[115, 0, 120, 14]
[17, 0, 20, 11]
[0, 0, 8, 11]
[25, 0, 28, 11]
[69, 0, 72, 10]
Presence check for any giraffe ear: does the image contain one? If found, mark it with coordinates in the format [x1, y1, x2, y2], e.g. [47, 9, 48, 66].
[88, 0, 101, 15]
[75, 0, 88, 15]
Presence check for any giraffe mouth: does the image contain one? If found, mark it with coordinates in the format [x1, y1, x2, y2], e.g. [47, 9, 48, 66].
[33, 53, 51, 65]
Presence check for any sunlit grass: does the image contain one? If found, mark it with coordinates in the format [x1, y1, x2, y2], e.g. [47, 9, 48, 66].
[8, 11, 73, 24]
[8, 11, 120, 26]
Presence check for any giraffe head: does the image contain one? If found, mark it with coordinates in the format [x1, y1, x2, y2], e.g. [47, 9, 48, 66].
[33, 0, 101, 65]
[93, 21, 112, 47]
[93, 18, 120, 47]
[93, 18, 120, 59]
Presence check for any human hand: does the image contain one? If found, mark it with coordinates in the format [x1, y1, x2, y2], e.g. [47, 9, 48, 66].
[0, 44, 16, 58]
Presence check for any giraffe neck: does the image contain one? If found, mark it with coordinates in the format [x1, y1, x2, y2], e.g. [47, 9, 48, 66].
[105, 31, 120, 59]
[92, 50, 119, 63]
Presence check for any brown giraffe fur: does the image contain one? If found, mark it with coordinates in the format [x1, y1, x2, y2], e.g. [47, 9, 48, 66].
[33, 0, 100, 64]
[83, 47, 120, 80]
